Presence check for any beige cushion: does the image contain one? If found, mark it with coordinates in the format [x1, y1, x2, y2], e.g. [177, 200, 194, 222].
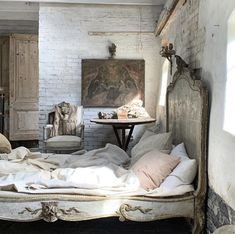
[131, 149, 180, 190]
[0, 133, 12, 154]
[131, 132, 172, 166]
[46, 135, 82, 148]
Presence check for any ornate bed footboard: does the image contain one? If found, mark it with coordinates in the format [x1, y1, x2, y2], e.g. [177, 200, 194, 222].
[0, 196, 194, 223]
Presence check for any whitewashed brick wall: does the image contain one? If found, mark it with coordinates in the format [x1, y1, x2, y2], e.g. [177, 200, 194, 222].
[156, 0, 204, 130]
[39, 4, 161, 151]
[160, 0, 204, 70]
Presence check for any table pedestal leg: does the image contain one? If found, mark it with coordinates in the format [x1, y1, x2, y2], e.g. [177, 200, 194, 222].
[112, 125, 134, 151]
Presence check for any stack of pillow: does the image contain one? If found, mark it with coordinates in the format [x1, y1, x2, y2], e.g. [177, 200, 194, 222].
[159, 142, 197, 191]
[129, 129, 197, 192]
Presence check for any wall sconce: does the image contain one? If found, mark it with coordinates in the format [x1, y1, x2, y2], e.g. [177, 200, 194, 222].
[160, 43, 176, 75]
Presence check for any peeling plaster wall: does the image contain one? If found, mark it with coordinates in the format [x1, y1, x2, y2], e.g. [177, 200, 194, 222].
[156, 0, 235, 231]
[39, 4, 161, 150]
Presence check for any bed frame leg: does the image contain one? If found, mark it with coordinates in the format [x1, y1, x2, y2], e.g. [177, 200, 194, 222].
[192, 198, 205, 234]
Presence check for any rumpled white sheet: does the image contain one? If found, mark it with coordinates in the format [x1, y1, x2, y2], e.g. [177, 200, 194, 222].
[0, 144, 140, 193]
[0, 144, 194, 197]
[0, 147, 59, 175]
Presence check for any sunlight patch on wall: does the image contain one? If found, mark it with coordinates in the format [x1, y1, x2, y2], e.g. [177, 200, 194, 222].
[223, 10, 235, 136]
[159, 59, 169, 106]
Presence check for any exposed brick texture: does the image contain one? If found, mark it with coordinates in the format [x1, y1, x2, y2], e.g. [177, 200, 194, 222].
[160, 0, 205, 71]
[39, 4, 161, 151]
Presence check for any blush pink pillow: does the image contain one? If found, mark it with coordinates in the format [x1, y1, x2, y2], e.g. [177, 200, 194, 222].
[130, 149, 180, 190]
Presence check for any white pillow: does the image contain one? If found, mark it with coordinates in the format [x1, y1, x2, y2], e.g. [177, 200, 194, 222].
[159, 142, 197, 191]
[130, 132, 172, 166]
[170, 142, 189, 160]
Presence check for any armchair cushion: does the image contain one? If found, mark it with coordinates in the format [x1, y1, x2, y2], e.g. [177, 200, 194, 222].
[46, 135, 82, 149]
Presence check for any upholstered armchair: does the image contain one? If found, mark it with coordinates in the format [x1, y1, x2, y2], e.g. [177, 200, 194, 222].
[43, 102, 84, 153]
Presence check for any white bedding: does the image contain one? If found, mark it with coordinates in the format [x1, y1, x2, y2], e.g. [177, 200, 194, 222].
[0, 144, 194, 197]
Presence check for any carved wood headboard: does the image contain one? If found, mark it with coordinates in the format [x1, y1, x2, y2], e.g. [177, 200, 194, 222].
[166, 67, 208, 192]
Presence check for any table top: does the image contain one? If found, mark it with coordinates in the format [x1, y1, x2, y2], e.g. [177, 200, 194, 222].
[90, 117, 156, 126]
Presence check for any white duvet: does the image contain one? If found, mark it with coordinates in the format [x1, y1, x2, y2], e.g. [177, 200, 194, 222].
[0, 144, 140, 193]
[0, 144, 193, 196]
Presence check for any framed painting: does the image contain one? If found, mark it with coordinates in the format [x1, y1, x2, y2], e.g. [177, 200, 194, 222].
[81, 59, 145, 107]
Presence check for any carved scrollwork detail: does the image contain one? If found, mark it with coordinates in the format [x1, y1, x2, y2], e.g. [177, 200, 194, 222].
[41, 202, 59, 222]
[18, 207, 41, 216]
[118, 204, 152, 222]
[18, 202, 83, 222]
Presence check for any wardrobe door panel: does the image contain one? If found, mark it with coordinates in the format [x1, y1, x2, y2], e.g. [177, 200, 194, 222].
[9, 34, 38, 140]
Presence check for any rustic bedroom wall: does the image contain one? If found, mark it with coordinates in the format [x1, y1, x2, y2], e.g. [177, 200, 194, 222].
[39, 3, 161, 151]
[156, 0, 235, 233]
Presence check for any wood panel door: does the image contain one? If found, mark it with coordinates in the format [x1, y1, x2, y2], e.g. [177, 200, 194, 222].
[9, 34, 38, 140]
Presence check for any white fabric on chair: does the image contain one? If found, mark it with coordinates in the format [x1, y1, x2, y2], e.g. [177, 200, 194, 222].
[44, 104, 84, 153]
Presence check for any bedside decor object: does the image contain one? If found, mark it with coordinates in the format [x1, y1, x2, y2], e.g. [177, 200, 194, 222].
[117, 100, 149, 119]
[82, 59, 145, 107]
[98, 111, 118, 119]
[117, 110, 128, 119]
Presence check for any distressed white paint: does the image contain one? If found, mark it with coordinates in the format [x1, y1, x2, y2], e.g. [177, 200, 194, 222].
[39, 4, 161, 150]
[199, 0, 235, 210]
[0, 197, 194, 222]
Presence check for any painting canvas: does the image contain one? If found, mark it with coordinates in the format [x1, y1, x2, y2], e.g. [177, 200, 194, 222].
[81, 59, 145, 107]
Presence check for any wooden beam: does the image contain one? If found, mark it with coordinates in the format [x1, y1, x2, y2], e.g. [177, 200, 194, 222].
[155, 0, 187, 36]
[0, 20, 38, 36]
[88, 31, 154, 36]
[0, 2, 39, 12]
[0, 0, 165, 6]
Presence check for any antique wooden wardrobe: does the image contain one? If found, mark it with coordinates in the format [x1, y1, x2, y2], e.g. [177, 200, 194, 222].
[0, 33, 38, 141]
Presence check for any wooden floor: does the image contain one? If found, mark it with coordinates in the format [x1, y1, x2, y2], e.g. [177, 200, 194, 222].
[0, 218, 192, 234]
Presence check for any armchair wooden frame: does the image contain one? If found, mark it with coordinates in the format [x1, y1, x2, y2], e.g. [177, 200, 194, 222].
[43, 108, 85, 153]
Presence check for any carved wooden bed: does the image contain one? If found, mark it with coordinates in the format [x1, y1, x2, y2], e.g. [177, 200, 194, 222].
[0, 66, 208, 234]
